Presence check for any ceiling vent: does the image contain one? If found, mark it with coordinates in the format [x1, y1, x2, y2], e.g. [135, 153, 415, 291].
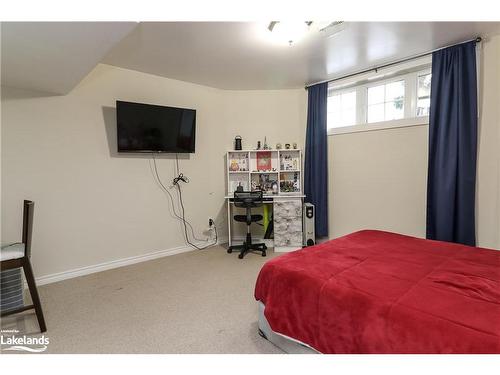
[319, 21, 347, 38]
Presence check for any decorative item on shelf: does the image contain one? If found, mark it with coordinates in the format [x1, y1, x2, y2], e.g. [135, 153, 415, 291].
[276, 143, 282, 150]
[257, 151, 272, 171]
[240, 154, 248, 171]
[256, 141, 261, 150]
[259, 175, 266, 191]
[279, 171, 300, 193]
[280, 180, 291, 192]
[251, 180, 258, 191]
[272, 181, 279, 194]
[234, 135, 242, 150]
[285, 143, 291, 149]
[280, 153, 298, 171]
[293, 172, 300, 192]
[255, 173, 278, 194]
[263, 136, 269, 150]
[230, 160, 240, 171]
[230, 180, 248, 193]
[229, 153, 247, 171]
[293, 142, 297, 149]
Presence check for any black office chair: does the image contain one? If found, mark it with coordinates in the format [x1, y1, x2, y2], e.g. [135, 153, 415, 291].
[227, 191, 267, 259]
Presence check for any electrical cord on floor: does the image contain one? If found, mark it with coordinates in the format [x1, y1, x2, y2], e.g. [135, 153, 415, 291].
[152, 153, 217, 250]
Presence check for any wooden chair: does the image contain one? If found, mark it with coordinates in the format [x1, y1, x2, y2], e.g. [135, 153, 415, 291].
[1, 200, 46, 332]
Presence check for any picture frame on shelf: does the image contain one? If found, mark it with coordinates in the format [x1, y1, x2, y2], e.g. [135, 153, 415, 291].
[228, 152, 248, 172]
[256, 151, 272, 171]
[280, 150, 300, 171]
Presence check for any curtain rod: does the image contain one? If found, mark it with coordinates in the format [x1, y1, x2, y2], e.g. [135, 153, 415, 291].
[305, 37, 482, 89]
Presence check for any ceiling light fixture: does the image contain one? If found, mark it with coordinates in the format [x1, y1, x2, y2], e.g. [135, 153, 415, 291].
[267, 21, 312, 46]
[267, 21, 345, 46]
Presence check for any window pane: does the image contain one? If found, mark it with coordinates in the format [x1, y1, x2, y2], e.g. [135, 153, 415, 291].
[328, 95, 341, 112]
[417, 98, 430, 116]
[327, 91, 356, 129]
[342, 106, 356, 126]
[418, 73, 432, 98]
[328, 113, 342, 128]
[385, 101, 404, 120]
[327, 95, 341, 128]
[367, 103, 384, 123]
[368, 85, 384, 105]
[386, 80, 405, 102]
[342, 91, 356, 108]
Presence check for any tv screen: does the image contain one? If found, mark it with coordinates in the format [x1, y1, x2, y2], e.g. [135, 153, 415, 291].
[116, 100, 196, 153]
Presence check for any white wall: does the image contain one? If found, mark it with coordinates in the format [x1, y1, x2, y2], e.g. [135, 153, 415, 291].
[328, 124, 428, 239]
[1, 63, 306, 278]
[221, 89, 306, 151]
[476, 35, 500, 249]
[328, 35, 500, 249]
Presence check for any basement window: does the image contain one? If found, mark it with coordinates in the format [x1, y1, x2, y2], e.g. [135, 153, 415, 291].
[416, 73, 432, 117]
[367, 79, 405, 123]
[327, 90, 356, 129]
[327, 57, 431, 135]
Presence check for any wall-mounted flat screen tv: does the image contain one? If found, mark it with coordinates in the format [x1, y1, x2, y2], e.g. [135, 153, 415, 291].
[117, 100, 196, 153]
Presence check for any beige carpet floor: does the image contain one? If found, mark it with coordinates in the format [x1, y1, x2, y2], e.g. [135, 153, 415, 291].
[1, 246, 285, 354]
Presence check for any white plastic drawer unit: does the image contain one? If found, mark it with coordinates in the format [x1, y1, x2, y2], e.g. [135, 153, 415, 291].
[274, 200, 303, 247]
[274, 199, 302, 218]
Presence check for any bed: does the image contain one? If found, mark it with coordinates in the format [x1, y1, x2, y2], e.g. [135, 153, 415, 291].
[254, 230, 500, 353]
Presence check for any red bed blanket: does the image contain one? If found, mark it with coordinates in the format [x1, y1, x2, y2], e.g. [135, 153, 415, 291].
[254, 230, 500, 353]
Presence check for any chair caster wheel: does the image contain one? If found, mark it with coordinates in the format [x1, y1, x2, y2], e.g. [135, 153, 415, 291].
[227, 248, 232, 254]
[262, 251, 266, 257]
[238, 253, 244, 259]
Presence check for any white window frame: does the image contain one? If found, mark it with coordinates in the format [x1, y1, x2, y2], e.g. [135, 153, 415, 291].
[327, 58, 431, 136]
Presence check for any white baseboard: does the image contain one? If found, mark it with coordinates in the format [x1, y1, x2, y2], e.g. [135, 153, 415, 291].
[35, 238, 228, 286]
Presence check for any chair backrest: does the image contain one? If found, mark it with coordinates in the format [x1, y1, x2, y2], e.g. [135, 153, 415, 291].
[233, 191, 263, 209]
[22, 200, 34, 258]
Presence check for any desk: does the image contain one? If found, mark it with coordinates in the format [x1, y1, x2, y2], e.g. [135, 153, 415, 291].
[225, 149, 304, 252]
[225, 194, 304, 252]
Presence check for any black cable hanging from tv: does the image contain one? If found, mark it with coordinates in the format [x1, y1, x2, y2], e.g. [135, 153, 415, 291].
[152, 153, 217, 250]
